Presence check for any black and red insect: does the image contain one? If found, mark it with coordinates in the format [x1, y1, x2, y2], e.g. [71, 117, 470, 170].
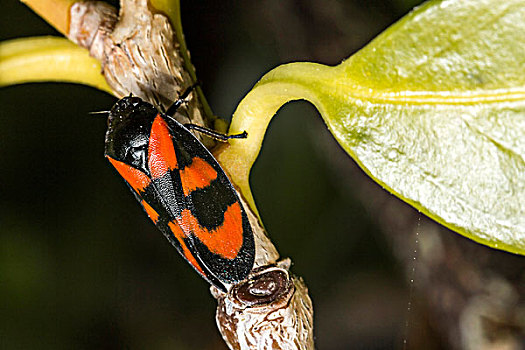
[104, 89, 255, 291]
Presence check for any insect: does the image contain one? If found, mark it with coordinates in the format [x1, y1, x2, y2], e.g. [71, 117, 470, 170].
[104, 87, 255, 292]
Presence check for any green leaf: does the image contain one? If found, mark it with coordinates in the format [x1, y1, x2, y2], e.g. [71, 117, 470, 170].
[218, 0, 525, 254]
[0, 36, 111, 93]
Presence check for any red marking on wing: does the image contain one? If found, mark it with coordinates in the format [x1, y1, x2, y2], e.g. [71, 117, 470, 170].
[180, 157, 218, 196]
[108, 157, 151, 192]
[148, 115, 178, 179]
[141, 200, 159, 223]
[168, 221, 206, 276]
[180, 202, 244, 260]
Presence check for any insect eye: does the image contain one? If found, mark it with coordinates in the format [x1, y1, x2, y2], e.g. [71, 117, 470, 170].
[124, 145, 145, 170]
[123, 135, 149, 172]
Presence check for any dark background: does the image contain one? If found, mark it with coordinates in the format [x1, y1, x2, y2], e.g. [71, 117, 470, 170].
[2, 1, 523, 349]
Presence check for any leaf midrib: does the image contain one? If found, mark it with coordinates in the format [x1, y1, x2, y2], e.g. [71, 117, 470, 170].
[333, 87, 525, 105]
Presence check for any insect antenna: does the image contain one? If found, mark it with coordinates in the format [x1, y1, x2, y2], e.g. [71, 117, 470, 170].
[88, 110, 110, 116]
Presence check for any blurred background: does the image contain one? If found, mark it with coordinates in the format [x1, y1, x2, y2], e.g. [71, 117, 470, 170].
[1, 0, 524, 349]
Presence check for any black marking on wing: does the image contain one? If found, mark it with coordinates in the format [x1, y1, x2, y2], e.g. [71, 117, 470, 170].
[188, 176, 237, 230]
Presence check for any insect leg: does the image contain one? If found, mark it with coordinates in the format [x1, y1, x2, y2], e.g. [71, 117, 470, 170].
[166, 82, 247, 141]
[183, 124, 248, 142]
[166, 82, 200, 117]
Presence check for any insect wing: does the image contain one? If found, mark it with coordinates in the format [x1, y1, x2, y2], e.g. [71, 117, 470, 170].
[161, 116, 255, 285]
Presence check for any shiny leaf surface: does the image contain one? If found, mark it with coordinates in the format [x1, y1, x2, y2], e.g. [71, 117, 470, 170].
[219, 0, 525, 254]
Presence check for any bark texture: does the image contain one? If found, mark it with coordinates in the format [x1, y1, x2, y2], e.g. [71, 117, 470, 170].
[214, 262, 314, 350]
[68, 0, 208, 132]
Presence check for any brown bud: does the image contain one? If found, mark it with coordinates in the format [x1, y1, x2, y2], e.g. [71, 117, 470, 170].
[215, 262, 314, 350]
